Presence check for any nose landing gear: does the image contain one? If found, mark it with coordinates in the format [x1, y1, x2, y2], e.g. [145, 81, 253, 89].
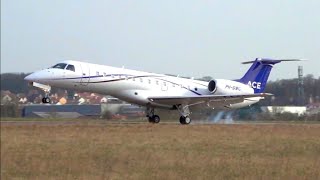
[42, 96, 51, 104]
[30, 82, 52, 104]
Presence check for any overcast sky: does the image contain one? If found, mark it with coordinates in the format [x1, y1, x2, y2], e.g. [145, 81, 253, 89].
[1, 0, 319, 80]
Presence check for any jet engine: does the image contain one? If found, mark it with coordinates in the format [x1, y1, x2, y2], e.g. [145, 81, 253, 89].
[208, 79, 254, 95]
[208, 80, 217, 93]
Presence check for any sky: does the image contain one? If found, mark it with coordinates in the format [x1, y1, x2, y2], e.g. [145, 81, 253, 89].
[1, 0, 319, 80]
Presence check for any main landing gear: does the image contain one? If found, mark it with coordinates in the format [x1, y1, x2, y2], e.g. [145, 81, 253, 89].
[146, 107, 160, 123]
[177, 104, 192, 125]
[149, 115, 160, 123]
[146, 105, 192, 125]
[179, 116, 191, 125]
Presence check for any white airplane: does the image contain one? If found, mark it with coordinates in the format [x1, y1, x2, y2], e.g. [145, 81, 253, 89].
[24, 58, 301, 124]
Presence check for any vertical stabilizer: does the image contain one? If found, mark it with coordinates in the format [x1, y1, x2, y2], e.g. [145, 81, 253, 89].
[237, 58, 303, 93]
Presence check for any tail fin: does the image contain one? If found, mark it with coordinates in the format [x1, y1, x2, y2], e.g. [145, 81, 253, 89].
[237, 58, 303, 93]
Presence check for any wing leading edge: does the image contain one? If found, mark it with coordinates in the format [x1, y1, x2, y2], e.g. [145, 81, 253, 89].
[148, 93, 273, 106]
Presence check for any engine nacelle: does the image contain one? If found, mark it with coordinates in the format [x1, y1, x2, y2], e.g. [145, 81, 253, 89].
[208, 80, 217, 93]
[208, 79, 254, 95]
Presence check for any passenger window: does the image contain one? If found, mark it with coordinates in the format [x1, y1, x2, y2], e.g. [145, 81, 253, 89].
[140, 78, 143, 83]
[52, 63, 67, 69]
[156, 81, 159, 85]
[148, 79, 151, 84]
[163, 82, 167, 86]
[66, 65, 75, 72]
[96, 71, 100, 76]
[103, 72, 107, 77]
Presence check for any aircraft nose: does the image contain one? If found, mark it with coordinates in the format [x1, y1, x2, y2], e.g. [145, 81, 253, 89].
[24, 73, 36, 81]
[24, 69, 54, 83]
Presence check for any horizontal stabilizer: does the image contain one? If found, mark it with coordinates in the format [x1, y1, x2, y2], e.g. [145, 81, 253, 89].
[242, 58, 306, 65]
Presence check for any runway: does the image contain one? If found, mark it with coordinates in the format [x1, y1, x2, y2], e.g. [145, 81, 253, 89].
[1, 119, 319, 126]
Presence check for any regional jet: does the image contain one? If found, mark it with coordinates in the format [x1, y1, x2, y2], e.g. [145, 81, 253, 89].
[24, 58, 301, 124]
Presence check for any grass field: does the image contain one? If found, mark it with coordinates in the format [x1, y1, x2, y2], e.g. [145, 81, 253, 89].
[1, 119, 320, 180]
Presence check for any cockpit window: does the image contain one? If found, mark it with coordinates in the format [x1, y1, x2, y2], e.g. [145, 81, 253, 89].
[52, 63, 67, 69]
[66, 65, 75, 72]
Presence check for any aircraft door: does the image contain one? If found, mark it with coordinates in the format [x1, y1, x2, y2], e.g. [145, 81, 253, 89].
[80, 63, 90, 86]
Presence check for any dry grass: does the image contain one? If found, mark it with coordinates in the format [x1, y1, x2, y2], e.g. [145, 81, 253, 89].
[1, 120, 320, 180]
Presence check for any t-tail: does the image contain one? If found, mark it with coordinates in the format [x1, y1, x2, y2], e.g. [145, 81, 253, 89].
[237, 58, 303, 93]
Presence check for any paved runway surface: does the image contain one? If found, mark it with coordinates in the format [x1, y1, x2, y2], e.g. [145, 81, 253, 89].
[2, 119, 320, 126]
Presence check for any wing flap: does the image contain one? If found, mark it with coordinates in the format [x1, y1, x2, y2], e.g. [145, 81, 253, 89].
[148, 93, 272, 106]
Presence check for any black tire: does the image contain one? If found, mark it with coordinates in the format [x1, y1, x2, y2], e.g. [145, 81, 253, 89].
[148, 117, 154, 123]
[44, 97, 51, 104]
[179, 116, 186, 124]
[153, 115, 160, 123]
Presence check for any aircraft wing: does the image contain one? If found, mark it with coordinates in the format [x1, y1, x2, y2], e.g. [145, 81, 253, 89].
[148, 93, 272, 106]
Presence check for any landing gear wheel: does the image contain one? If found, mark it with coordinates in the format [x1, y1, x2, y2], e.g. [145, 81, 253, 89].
[42, 97, 51, 104]
[153, 115, 160, 123]
[148, 115, 160, 123]
[179, 116, 186, 124]
[179, 116, 191, 125]
[148, 117, 154, 123]
[185, 116, 191, 124]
